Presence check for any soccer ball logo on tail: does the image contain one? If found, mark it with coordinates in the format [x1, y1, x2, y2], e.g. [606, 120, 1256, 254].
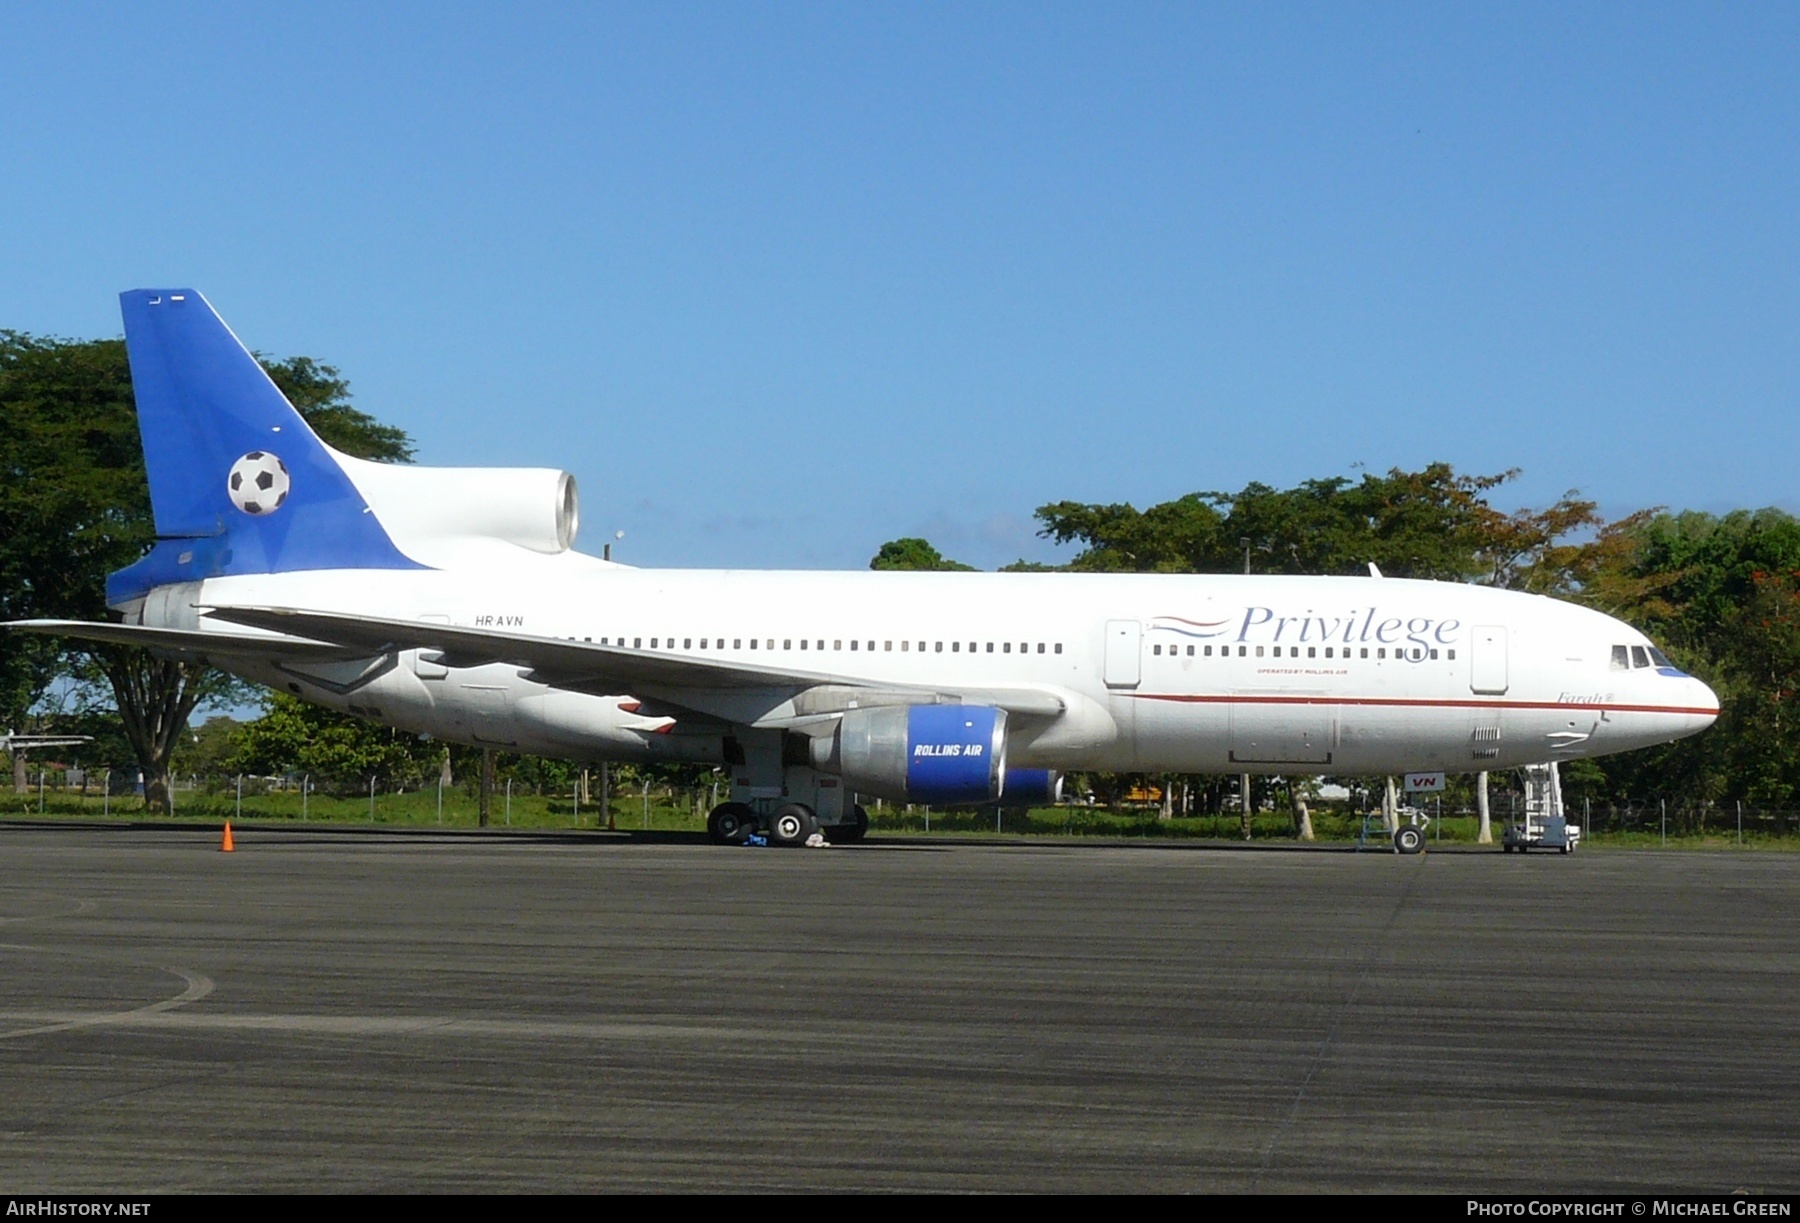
[227, 452, 290, 515]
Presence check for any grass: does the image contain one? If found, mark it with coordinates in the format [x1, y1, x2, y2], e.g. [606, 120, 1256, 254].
[7, 786, 1798, 848]
[1, 785, 701, 831]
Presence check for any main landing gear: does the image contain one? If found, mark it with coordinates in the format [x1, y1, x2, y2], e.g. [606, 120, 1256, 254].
[707, 802, 756, 845]
[707, 802, 869, 847]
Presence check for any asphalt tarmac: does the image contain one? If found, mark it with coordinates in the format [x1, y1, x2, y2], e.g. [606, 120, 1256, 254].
[0, 825, 1795, 1193]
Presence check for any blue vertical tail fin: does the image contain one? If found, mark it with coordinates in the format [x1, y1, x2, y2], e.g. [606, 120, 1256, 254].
[107, 289, 422, 606]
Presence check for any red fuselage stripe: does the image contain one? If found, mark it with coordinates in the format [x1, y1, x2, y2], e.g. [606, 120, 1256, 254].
[1128, 693, 1715, 716]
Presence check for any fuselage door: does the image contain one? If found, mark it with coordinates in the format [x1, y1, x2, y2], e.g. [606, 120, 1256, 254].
[1471, 624, 1509, 695]
[1104, 620, 1142, 689]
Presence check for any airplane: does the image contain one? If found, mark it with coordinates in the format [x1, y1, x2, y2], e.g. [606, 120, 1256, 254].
[8, 290, 1720, 851]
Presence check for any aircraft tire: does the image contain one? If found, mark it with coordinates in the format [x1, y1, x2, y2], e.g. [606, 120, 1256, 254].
[826, 805, 870, 844]
[1393, 825, 1425, 855]
[770, 803, 819, 847]
[707, 802, 757, 846]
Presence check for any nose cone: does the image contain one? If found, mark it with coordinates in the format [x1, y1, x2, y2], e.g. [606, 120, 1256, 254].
[1684, 676, 1721, 737]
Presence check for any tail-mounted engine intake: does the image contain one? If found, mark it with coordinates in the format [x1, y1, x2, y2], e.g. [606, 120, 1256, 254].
[337, 456, 580, 554]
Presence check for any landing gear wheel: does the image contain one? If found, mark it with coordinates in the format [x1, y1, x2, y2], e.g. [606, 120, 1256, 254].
[826, 804, 869, 844]
[1393, 825, 1425, 855]
[769, 803, 819, 848]
[707, 802, 756, 846]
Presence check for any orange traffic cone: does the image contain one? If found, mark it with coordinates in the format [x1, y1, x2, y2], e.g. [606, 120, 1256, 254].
[221, 822, 235, 853]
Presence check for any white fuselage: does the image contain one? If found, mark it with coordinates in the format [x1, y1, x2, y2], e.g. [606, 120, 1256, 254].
[135, 550, 1720, 778]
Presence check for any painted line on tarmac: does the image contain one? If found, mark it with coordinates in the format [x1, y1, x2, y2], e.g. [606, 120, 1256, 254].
[0, 967, 214, 1041]
[0, 1010, 750, 1042]
[0, 894, 96, 925]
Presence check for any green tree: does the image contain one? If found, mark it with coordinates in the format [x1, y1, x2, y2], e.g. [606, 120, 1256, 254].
[230, 694, 435, 790]
[1578, 509, 1800, 806]
[1034, 494, 1225, 572]
[869, 538, 977, 571]
[1034, 464, 1577, 580]
[0, 335, 147, 726]
[0, 330, 414, 812]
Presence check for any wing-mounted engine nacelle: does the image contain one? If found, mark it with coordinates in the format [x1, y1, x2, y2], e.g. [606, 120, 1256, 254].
[811, 704, 1006, 804]
[808, 705, 1062, 805]
[996, 768, 1063, 806]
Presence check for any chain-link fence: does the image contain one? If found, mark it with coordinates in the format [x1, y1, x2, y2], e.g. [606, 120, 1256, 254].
[8, 765, 1800, 844]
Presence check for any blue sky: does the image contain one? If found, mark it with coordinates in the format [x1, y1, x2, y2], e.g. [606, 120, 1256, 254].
[2, 3, 1795, 570]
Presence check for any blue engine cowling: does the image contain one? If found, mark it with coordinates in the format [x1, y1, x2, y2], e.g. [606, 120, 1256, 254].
[998, 768, 1062, 806]
[825, 704, 1007, 804]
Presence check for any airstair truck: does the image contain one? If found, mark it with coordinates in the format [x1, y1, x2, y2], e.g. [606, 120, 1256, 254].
[1503, 762, 1582, 854]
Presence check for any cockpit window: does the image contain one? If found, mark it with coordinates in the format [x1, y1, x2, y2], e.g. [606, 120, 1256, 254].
[1647, 646, 1674, 668]
[1611, 645, 1630, 671]
[1631, 646, 1651, 669]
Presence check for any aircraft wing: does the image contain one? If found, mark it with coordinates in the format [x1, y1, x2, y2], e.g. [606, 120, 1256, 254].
[4, 618, 374, 663]
[201, 605, 1068, 724]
